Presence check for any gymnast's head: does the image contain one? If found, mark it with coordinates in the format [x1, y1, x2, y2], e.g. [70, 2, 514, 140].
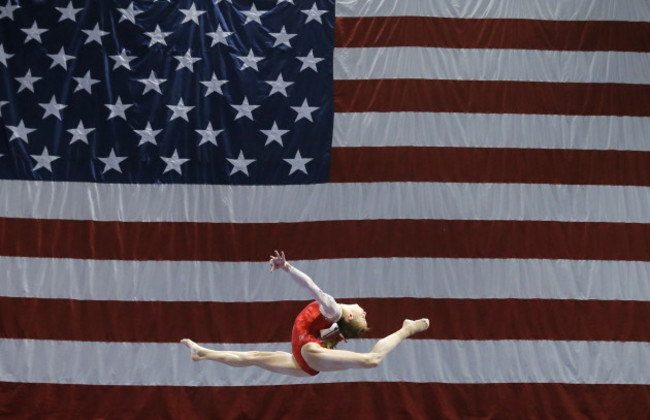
[338, 303, 369, 339]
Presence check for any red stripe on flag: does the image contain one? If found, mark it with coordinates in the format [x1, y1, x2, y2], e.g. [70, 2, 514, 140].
[334, 80, 650, 116]
[2, 382, 649, 419]
[335, 17, 650, 52]
[330, 147, 650, 185]
[1, 218, 650, 261]
[3, 297, 649, 342]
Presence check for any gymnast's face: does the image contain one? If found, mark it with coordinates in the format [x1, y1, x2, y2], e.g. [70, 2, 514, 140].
[349, 304, 368, 329]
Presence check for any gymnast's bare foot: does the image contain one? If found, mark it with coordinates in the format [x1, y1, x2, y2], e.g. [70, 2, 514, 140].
[402, 319, 430, 336]
[181, 338, 205, 361]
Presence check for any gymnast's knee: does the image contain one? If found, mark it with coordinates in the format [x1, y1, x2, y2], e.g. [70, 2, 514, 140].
[364, 352, 382, 368]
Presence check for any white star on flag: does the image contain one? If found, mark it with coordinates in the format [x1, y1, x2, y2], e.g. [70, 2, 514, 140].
[174, 50, 201, 72]
[67, 121, 95, 144]
[167, 98, 194, 122]
[227, 151, 256, 176]
[47, 47, 75, 70]
[117, 2, 143, 24]
[39, 95, 67, 120]
[180, 4, 205, 25]
[283, 150, 313, 175]
[270, 26, 297, 47]
[161, 150, 190, 174]
[206, 25, 232, 47]
[201, 73, 228, 96]
[21, 22, 48, 43]
[261, 122, 289, 146]
[277, 0, 294, 4]
[0, 100, 7, 117]
[82, 24, 109, 45]
[106, 97, 133, 120]
[196, 122, 223, 146]
[297, 49, 323, 72]
[0, 2, 19, 20]
[56, 1, 82, 22]
[134, 122, 162, 146]
[236, 49, 264, 71]
[243, 5, 266, 24]
[110, 49, 136, 70]
[15, 69, 41, 93]
[6, 120, 35, 143]
[138, 71, 166, 94]
[145, 25, 171, 46]
[73, 70, 100, 94]
[31, 147, 60, 172]
[0, 44, 13, 66]
[301, 3, 327, 23]
[231, 97, 259, 120]
[266, 74, 293, 97]
[291, 99, 319, 122]
[99, 149, 127, 173]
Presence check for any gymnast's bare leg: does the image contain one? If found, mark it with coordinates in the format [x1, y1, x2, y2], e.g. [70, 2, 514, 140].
[300, 318, 430, 372]
[180, 338, 311, 377]
[181, 318, 429, 376]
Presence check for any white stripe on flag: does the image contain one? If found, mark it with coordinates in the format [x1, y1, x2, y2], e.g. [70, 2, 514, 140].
[2, 339, 649, 386]
[334, 48, 650, 84]
[2, 181, 650, 223]
[335, 0, 650, 21]
[333, 113, 650, 150]
[3, 257, 650, 302]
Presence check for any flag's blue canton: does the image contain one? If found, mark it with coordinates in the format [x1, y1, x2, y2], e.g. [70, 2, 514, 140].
[0, 0, 334, 184]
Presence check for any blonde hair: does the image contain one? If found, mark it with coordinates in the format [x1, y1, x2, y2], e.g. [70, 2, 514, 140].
[322, 317, 369, 349]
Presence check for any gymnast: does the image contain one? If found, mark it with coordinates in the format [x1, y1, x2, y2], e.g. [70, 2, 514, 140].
[181, 250, 429, 377]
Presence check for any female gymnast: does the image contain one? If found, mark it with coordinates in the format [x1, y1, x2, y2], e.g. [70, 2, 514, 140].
[181, 250, 430, 377]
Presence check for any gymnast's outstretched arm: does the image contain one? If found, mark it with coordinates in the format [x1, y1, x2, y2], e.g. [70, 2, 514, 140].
[269, 250, 341, 321]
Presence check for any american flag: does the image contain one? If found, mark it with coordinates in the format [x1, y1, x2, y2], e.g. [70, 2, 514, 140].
[1, 0, 650, 418]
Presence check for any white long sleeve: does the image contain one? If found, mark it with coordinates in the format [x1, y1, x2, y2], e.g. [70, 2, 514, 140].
[287, 266, 342, 321]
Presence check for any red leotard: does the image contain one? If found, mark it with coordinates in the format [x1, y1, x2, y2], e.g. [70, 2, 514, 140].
[292, 301, 336, 376]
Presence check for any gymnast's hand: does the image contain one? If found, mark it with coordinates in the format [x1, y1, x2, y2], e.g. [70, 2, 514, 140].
[269, 250, 291, 272]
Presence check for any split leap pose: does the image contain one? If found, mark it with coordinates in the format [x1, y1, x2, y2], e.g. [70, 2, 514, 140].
[181, 251, 429, 377]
